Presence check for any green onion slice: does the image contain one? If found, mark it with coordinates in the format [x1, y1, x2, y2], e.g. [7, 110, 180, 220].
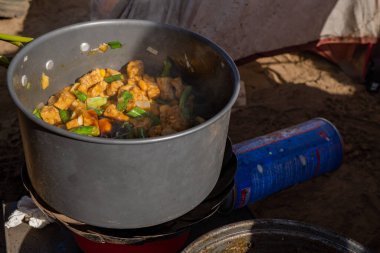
[32, 108, 41, 119]
[107, 41, 122, 49]
[73, 90, 87, 102]
[93, 108, 104, 116]
[104, 74, 123, 83]
[86, 96, 108, 109]
[126, 107, 147, 118]
[116, 91, 133, 112]
[59, 109, 71, 123]
[69, 126, 99, 136]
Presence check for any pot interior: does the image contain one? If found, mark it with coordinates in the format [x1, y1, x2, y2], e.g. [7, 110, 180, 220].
[8, 20, 239, 138]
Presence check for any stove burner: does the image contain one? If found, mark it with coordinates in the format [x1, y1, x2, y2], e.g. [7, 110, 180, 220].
[21, 138, 236, 244]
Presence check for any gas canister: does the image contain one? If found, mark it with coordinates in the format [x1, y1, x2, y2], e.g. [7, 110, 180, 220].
[232, 118, 343, 209]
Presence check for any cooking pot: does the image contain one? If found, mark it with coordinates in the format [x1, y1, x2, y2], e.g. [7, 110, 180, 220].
[7, 20, 240, 228]
[182, 219, 371, 253]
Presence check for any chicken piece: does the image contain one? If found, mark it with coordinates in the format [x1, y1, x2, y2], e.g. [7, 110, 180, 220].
[126, 60, 144, 79]
[159, 104, 188, 131]
[137, 74, 154, 91]
[141, 75, 160, 99]
[88, 81, 108, 97]
[70, 83, 80, 92]
[66, 115, 83, 129]
[157, 77, 175, 100]
[83, 110, 99, 127]
[171, 77, 185, 98]
[106, 68, 121, 76]
[106, 80, 123, 96]
[130, 86, 149, 104]
[147, 85, 160, 99]
[126, 78, 138, 86]
[54, 90, 76, 110]
[40, 106, 61, 125]
[77, 83, 88, 94]
[138, 79, 148, 91]
[69, 100, 86, 119]
[118, 83, 135, 93]
[129, 117, 152, 131]
[104, 104, 129, 121]
[78, 69, 103, 89]
[148, 125, 162, 137]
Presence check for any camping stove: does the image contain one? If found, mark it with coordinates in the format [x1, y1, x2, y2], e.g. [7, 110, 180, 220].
[21, 139, 237, 253]
[20, 118, 344, 253]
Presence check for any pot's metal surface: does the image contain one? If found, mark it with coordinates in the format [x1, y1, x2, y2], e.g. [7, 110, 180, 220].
[7, 20, 240, 228]
[182, 219, 371, 253]
[21, 139, 237, 245]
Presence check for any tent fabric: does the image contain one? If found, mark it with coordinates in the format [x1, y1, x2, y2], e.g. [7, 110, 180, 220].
[91, 0, 380, 61]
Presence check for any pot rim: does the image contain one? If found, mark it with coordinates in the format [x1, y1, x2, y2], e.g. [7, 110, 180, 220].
[182, 219, 371, 253]
[7, 19, 240, 145]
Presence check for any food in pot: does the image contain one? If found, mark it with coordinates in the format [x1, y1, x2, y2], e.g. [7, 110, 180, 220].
[33, 59, 202, 138]
[40, 72, 49, 90]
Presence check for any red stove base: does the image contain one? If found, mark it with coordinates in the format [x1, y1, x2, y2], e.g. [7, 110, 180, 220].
[73, 231, 190, 253]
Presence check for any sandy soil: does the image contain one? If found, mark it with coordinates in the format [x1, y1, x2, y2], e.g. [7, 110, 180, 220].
[1, 0, 380, 252]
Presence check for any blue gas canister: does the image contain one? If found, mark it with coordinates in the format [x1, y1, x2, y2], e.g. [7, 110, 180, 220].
[232, 118, 343, 209]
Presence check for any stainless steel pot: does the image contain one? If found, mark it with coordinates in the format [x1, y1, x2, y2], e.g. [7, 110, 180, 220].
[7, 20, 240, 228]
[182, 219, 371, 253]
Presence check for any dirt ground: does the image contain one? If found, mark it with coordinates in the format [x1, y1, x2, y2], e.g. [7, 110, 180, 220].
[1, 0, 380, 252]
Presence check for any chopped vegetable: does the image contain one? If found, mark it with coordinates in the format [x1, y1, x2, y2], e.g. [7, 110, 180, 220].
[73, 90, 87, 102]
[86, 96, 108, 109]
[107, 41, 122, 49]
[41, 72, 49, 90]
[179, 86, 192, 119]
[104, 74, 123, 83]
[99, 118, 112, 134]
[161, 59, 172, 77]
[93, 108, 104, 116]
[127, 107, 147, 118]
[59, 109, 71, 123]
[32, 108, 41, 119]
[69, 126, 99, 136]
[37, 59, 200, 139]
[117, 91, 133, 112]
